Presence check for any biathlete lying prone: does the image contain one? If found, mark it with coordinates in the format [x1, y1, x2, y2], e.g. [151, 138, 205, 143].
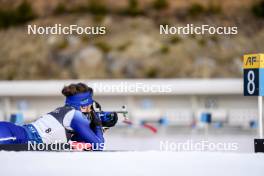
[0, 83, 118, 150]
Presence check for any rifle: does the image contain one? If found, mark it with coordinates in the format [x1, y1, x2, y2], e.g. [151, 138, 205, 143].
[91, 101, 157, 133]
[92, 101, 128, 128]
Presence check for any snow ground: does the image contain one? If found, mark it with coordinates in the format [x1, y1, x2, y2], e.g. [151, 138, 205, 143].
[104, 134, 256, 153]
[0, 134, 263, 176]
[0, 151, 264, 176]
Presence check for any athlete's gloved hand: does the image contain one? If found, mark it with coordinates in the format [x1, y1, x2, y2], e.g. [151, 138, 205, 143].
[100, 112, 118, 128]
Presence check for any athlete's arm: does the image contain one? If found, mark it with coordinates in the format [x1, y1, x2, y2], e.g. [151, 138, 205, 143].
[70, 111, 104, 150]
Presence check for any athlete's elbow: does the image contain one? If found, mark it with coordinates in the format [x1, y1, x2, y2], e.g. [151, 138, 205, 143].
[100, 136, 105, 144]
[92, 139, 104, 151]
[98, 137, 105, 150]
[90, 135, 104, 150]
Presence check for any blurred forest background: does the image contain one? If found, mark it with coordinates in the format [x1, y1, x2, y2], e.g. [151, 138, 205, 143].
[0, 0, 263, 80]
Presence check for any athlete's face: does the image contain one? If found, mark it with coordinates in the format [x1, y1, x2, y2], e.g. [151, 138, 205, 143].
[80, 105, 92, 113]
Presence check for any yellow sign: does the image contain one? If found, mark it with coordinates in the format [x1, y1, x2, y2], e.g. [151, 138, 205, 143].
[243, 54, 264, 69]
